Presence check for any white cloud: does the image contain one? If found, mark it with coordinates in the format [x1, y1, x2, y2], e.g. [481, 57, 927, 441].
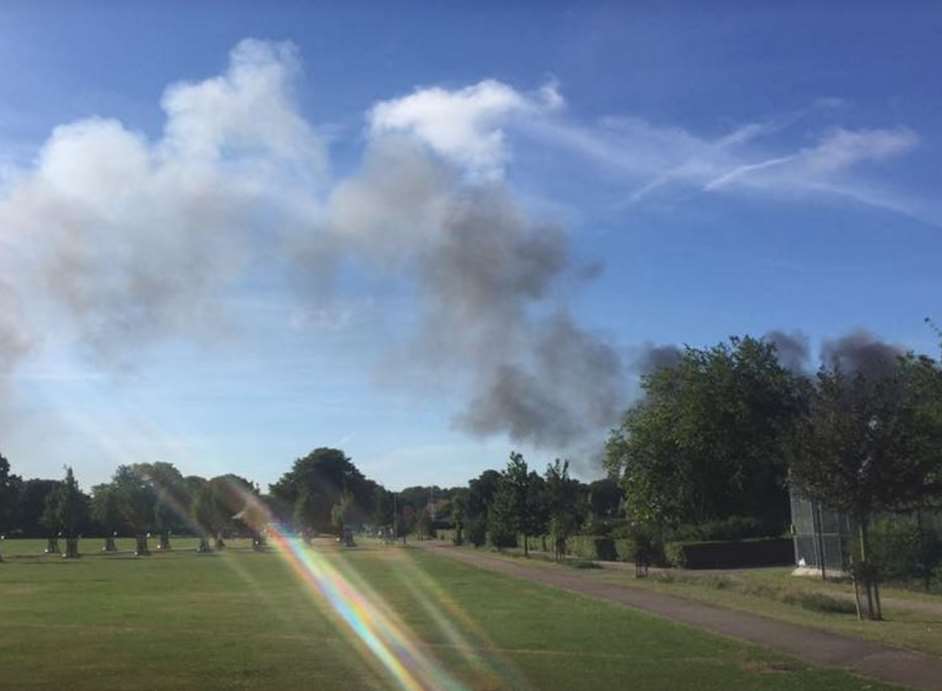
[368, 78, 562, 180]
[526, 108, 925, 220]
[0, 39, 326, 361]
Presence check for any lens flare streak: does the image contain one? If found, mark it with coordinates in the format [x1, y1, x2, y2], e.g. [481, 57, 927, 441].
[268, 529, 468, 691]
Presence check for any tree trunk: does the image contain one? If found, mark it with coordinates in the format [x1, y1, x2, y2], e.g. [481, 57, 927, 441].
[858, 519, 878, 620]
[64, 537, 80, 559]
[851, 561, 863, 620]
[523, 532, 529, 558]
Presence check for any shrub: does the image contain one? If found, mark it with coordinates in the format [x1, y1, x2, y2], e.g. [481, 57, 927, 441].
[466, 517, 487, 548]
[670, 516, 772, 543]
[665, 538, 794, 569]
[568, 535, 616, 561]
[870, 517, 942, 590]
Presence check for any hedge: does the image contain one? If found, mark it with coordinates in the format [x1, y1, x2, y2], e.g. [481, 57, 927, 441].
[665, 537, 793, 569]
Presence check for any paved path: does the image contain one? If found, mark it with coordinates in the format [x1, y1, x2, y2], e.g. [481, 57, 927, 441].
[419, 543, 942, 690]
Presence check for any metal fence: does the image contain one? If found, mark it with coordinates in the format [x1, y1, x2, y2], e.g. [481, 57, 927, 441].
[790, 491, 853, 574]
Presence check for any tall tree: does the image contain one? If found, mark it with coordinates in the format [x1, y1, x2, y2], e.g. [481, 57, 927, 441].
[112, 465, 156, 555]
[17, 479, 61, 538]
[43, 467, 89, 557]
[605, 336, 804, 530]
[0, 453, 22, 533]
[544, 459, 579, 561]
[789, 354, 942, 619]
[132, 462, 188, 550]
[192, 481, 227, 550]
[271, 449, 371, 534]
[90, 483, 122, 551]
[450, 490, 468, 545]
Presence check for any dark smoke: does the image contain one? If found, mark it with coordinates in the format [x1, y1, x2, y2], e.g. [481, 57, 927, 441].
[630, 343, 683, 376]
[456, 312, 623, 447]
[324, 135, 626, 450]
[763, 330, 811, 373]
[820, 329, 905, 379]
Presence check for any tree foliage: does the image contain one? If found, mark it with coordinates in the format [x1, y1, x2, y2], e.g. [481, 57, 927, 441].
[544, 459, 579, 561]
[605, 336, 804, 530]
[43, 467, 89, 538]
[789, 354, 942, 619]
[271, 448, 371, 534]
[0, 453, 22, 533]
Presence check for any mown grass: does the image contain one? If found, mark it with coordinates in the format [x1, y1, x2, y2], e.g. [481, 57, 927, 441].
[0, 539, 899, 690]
[600, 566, 942, 657]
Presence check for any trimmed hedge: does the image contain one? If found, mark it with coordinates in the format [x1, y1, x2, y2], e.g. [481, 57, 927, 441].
[665, 537, 793, 569]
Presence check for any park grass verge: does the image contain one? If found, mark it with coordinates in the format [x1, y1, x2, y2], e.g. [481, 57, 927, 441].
[0, 538, 902, 690]
[608, 567, 942, 657]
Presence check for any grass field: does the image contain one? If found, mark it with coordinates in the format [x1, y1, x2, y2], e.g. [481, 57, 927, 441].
[0, 538, 897, 690]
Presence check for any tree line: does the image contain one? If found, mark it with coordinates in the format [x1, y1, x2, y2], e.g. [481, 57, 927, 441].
[2, 331, 940, 619]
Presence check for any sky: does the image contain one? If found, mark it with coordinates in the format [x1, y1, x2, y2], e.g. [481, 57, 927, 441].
[0, 2, 940, 491]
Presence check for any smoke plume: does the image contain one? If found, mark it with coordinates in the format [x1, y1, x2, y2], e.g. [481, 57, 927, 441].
[820, 329, 905, 379]
[0, 40, 622, 451]
[762, 330, 811, 373]
[630, 343, 683, 377]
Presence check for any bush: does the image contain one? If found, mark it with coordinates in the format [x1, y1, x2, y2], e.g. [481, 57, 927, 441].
[466, 517, 487, 548]
[568, 535, 616, 561]
[614, 524, 665, 566]
[871, 517, 942, 590]
[665, 538, 794, 569]
[670, 516, 774, 542]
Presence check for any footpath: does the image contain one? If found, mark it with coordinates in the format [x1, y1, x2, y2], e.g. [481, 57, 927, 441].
[418, 542, 942, 691]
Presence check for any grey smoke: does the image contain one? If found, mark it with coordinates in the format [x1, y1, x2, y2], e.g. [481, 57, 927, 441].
[327, 136, 625, 448]
[631, 343, 683, 376]
[457, 312, 623, 447]
[820, 329, 905, 379]
[763, 329, 811, 373]
[0, 281, 31, 372]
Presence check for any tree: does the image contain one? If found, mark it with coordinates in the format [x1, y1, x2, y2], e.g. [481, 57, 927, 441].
[17, 479, 61, 539]
[605, 336, 804, 531]
[112, 465, 156, 555]
[132, 462, 187, 550]
[491, 451, 542, 556]
[43, 467, 89, 558]
[524, 472, 548, 551]
[450, 490, 468, 545]
[192, 482, 227, 551]
[789, 354, 942, 619]
[330, 491, 355, 534]
[587, 478, 622, 521]
[487, 481, 518, 549]
[0, 454, 22, 534]
[293, 489, 318, 540]
[544, 459, 579, 561]
[90, 483, 122, 551]
[271, 449, 371, 534]
[371, 486, 395, 530]
[415, 507, 434, 540]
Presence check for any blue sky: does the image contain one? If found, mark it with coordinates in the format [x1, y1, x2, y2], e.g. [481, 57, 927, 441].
[0, 2, 940, 491]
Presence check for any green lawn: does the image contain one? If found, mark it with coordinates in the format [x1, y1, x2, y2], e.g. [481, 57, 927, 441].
[0, 539, 896, 690]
